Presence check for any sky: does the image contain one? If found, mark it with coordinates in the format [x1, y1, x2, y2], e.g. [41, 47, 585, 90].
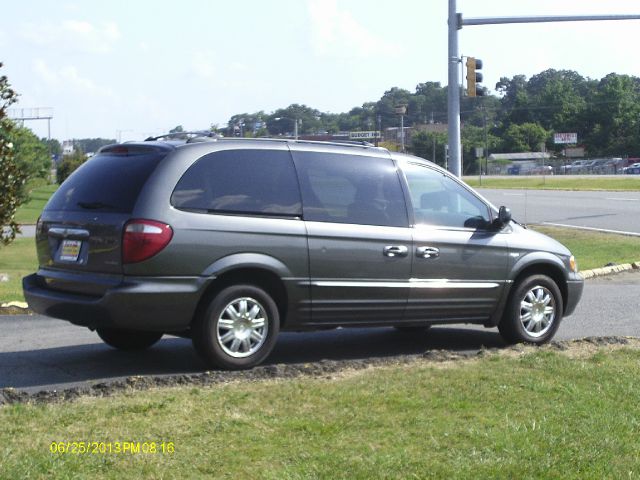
[3, 0, 640, 142]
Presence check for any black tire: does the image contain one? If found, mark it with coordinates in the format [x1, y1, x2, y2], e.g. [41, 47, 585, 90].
[394, 324, 432, 333]
[499, 274, 563, 345]
[96, 328, 163, 351]
[192, 284, 280, 370]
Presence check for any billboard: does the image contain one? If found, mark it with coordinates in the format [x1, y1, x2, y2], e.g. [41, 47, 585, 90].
[554, 133, 578, 144]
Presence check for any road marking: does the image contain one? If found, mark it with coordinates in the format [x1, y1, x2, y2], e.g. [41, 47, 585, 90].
[542, 222, 640, 237]
[605, 197, 640, 202]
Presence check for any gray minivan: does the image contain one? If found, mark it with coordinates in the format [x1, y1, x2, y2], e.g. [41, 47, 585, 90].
[24, 138, 583, 369]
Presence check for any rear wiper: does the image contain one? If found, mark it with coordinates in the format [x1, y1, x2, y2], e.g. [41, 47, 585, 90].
[77, 201, 118, 210]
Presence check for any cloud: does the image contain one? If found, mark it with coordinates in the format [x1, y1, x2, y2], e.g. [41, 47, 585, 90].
[307, 0, 398, 58]
[191, 51, 217, 80]
[21, 20, 121, 54]
[32, 59, 117, 100]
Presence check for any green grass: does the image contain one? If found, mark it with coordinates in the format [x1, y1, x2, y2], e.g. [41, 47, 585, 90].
[0, 238, 37, 303]
[14, 182, 58, 225]
[464, 176, 640, 191]
[532, 225, 640, 271]
[2, 348, 640, 478]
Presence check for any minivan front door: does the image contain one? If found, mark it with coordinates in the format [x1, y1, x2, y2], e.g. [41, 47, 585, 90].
[399, 161, 509, 323]
[292, 149, 412, 326]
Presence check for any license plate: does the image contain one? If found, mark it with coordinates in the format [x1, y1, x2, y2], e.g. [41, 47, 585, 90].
[60, 239, 82, 262]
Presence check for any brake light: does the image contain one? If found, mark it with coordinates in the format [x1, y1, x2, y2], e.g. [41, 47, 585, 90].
[123, 219, 173, 264]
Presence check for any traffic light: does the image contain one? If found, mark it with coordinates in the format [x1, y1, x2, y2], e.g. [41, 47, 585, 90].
[466, 57, 484, 97]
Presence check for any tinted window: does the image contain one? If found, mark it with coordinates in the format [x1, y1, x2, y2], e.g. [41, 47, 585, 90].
[171, 149, 301, 216]
[293, 152, 408, 227]
[46, 148, 166, 213]
[401, 163, 491, 229]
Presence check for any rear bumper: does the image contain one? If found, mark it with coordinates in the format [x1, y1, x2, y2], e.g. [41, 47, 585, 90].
[23, 272, 211, 332]
[564, 275, 584, 317]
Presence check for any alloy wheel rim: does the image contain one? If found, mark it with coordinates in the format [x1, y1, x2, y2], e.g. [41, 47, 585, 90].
[519, 285, 556, 338]
[216, 297, 268, 358]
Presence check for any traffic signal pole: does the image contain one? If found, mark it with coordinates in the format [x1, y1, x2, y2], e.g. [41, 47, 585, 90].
[447, 0, 462, 177]
[446, 0, 640, 178]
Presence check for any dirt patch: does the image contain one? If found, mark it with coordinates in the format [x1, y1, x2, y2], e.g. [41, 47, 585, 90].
[1, 337, 638, 406]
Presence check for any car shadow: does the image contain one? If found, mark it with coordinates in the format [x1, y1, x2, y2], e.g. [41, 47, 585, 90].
[1, 327, 507, 391]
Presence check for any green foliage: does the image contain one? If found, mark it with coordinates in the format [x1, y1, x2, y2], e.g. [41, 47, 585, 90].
[220, 68, 640, 161]
[501, 122, 550, 153]
[72, 137, 115, 154]
[410, 130, 447, 166]
[11, 126, 50, 179]
[57, 150, 87, 184]
[0, 62, 27, 246]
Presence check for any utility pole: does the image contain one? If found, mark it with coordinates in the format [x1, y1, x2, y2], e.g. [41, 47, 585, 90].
[447, 0, 640, 178]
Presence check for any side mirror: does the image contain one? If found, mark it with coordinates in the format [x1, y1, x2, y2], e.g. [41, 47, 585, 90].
[496, 206, 512, 227]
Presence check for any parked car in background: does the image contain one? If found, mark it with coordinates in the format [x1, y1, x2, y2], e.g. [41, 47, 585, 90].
[623, 162, 640, 174]
[563, 160, 589, 174]
[23, 136, 584, 369]
[529, 165, 554, 175]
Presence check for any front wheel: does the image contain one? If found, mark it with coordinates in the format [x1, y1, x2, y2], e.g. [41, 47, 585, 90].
[499, 274, 563, 345]
[192, 285, 280, 369]
[96, 328, 163, 351]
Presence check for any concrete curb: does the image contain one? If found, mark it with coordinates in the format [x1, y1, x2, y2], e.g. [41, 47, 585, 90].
[579, 261, 640, 280]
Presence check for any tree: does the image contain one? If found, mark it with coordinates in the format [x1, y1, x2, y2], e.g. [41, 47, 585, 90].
[410, 130, 447, 166]
[57, 150, 87, 184]
[583, 73, 640, 156]
[12, 126, 51, 179]
[501, 122, 550, 153]
[73, 138, 115, 154]
[0, 62, 27, 245]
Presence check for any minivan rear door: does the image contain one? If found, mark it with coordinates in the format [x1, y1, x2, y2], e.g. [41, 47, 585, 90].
[292, 149, 412, 325]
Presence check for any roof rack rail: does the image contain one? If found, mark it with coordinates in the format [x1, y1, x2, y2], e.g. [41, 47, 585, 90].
[144, 131, 221, 142]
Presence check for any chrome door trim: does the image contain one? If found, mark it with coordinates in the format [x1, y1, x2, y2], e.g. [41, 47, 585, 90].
[307, 279, 501, 289]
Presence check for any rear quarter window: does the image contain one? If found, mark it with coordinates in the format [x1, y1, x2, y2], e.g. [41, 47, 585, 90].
[171, 149, 302, 216]
[46, 148, 167, 213]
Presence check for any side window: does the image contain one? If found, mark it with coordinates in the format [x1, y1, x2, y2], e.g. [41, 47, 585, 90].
[171, 149, 302, 216]
[401, 163, 491, 229]
[293, 152, 408, 228]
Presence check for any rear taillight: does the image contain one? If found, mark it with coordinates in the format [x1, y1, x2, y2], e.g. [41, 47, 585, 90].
[122, 219, 173, 264]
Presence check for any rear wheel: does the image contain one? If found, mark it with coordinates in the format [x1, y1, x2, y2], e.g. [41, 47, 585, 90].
[192, 285, 280, 370]
[499, 274, 563, 345]
[96, 328, 163, 351]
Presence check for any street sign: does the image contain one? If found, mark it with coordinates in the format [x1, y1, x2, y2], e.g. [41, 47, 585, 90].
[349, 131, 381, 140]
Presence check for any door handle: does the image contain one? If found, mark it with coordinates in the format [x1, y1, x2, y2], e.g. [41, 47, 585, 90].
[416, 246, 440, 259]
[383, 245, 409, 258]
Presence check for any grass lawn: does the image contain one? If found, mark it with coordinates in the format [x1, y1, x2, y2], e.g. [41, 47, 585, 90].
[14, 183, 58, 225]
[0, 238, 37, 303]
[2, 347, 640, 478]
[465, 176, 640, 191]
[531, 225, 640, 271]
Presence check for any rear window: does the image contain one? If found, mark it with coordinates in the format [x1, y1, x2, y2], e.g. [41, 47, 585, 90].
[46, 148, 167, 213]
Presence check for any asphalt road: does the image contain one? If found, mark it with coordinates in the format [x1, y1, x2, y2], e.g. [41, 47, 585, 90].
[479, 188, 640, 234]
[2, 270, 639, 393]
